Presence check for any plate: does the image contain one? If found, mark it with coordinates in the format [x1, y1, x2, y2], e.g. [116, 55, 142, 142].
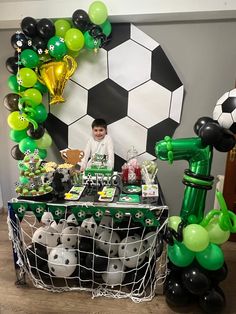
[17, 189, 53, 199]
[122, 185, 142, 194]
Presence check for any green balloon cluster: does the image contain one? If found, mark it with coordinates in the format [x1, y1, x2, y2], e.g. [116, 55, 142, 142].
[5, 1, 111, 162]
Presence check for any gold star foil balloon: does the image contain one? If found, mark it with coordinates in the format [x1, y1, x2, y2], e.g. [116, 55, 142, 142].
[37, 55, 77, 105]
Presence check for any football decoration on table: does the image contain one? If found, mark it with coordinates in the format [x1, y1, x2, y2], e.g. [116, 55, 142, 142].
[46, 23, 184, 169]
[15, 150, 53, 197]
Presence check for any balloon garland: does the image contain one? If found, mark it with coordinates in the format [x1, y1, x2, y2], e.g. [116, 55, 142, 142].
[156, 89, 236, 313]
[4, 1, 112, 161]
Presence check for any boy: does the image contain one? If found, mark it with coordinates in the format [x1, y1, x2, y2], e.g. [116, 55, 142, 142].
[80, 119, 114, 171]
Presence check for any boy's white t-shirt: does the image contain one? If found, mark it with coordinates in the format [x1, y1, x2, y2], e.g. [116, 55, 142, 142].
[81, 134, 114, 169]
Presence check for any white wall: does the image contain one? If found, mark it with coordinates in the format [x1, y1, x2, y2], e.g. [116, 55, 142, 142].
[1, 20, 236, 214]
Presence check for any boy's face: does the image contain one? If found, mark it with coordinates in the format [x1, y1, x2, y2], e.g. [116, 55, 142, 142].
[92, 126, 106, 141]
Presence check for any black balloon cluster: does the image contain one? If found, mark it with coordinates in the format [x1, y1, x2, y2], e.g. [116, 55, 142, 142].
[72, 9, 109, 48]
[165, 261, 227, 313]
[194, 117, 236, 152]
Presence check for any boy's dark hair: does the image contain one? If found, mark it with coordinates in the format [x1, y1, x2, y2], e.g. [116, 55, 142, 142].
[92, 119, 107, 130]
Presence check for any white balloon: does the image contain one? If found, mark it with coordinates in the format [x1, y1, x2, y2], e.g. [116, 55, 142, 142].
[118, 236, 146, 268]
[66, 214, 78, 226]
[48, 246, 77, 277]
[32, 226, 59, 248]
[99, 216, 113, 228]
[81, 216, 97, 237]
[102, 259, 125, 286]
[60, 226, 78, 248]
[97, 230, 120, 257]
[41, 212, 54, 225]
[50, 219, 68, 233]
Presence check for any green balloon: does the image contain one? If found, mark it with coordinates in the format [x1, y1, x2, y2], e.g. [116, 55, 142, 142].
[7, 111, 29, 130]
[19, 176, 29, 184]
[88, 1, 108, 25]
[38, 148, 47, 160]
[65, 28, 84, 51]
[8, 75, 26, 92]
[34, 81, 48, 94]
[20, 49, 39, 68]
[30, 104, 48, 123]
[17, 68, 37, 88]
[47, 36, 68, 60]
[101, 19, 112, 36]
[36, 133, 52, 149]
[18, 160, 27, 171]
[19, 137, 37, 153]
[10, 129, 28, 143]
[168, 216, 181, 232]
[205, 217, 230, 245]
[23, 88, 42, 107]
[196, 243, 224, 270]
[84, 31, 101, 50]
[168, 241, 195, 267]
[183, 224, 209, 252]
[55, 19, 71, 38]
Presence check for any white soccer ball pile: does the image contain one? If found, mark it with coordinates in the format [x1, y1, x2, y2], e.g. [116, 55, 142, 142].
[30, 214, 161, 284]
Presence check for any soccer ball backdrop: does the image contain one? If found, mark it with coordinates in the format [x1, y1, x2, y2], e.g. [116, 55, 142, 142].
[45, 23, 184, 169]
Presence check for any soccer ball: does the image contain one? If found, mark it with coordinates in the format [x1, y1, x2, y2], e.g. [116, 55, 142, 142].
[46, 23, 184, 169]
[48, 245, 77, 277]
[213, 88, 236, 134]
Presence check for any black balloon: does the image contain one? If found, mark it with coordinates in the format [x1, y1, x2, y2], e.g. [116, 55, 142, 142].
[72, 9, 90, 32]
[155, 233, 164, 258]
[37, 18, 55, 39]
[11, 32, 29, 50]
[3, 93, 20, 111]
[88, 24, 103, 38]
[182, 266, 210, 295]
[5, 56, 21, 74]
[165, 276, 194, 306]
[21, 16, 37, 38]
[85, 248, 108, 273]
[25, 243, 49, 277]
[207, 263, 228, 284]
[32, 36, 47, 54]
[213, 129, 236, 152]
[194, 116, 214, 136]
[199, 122, 224, 145]
[25, 242, 48, 268]
[27, 124, 45, 139]
[199, 287, 226, 314]
[11, 145, 24, 160]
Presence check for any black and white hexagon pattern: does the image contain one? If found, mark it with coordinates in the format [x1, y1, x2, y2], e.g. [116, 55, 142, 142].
[46, 23, 184, 169]
[213, 88, 236, 134]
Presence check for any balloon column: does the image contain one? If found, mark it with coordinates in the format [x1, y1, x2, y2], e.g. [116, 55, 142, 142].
[4, 1, 112, 161]
[156, 88, 236, 313]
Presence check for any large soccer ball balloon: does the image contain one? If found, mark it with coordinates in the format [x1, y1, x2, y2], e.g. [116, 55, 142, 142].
[213, 88, 236, 134]
[48, 245, 77, 277]
[118, 235, 146, 268]
[32, 226, 59, 247]
[97, 230, 120, 257]
[102, 258, 125, 286]
[60, 226, 78, 248]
